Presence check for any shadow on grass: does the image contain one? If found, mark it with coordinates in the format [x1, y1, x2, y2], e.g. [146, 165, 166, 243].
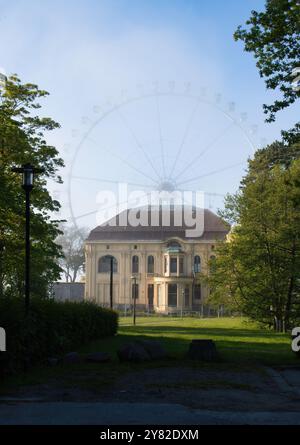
[80, 327, 296, 367]
[0, 320, 298, 394]
[120, 325, 288, 340]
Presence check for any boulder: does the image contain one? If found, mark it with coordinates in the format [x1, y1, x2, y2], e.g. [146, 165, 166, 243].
[137, 339, 168, 360]
[117, 342, 151, 363]
[85, 352, 111, 363]
[63, 352, 81, 364]
[188, 339, 218, 361]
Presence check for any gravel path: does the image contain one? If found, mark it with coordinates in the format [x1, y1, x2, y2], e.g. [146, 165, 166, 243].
[2, 366, 300, 415]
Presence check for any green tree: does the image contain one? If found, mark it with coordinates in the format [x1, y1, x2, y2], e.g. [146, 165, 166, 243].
[234, 0, 300, 122]
[0, 75, 64, 298]
[209, 157, 300, 332]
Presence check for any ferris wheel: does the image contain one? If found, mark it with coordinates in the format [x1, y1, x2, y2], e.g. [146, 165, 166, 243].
[63, 82, 263, 235]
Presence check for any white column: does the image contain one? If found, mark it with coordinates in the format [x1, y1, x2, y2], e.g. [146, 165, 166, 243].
[91, 245, 97, 303]
[85, 245, 91, 300]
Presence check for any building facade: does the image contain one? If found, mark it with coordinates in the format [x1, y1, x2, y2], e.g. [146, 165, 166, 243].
[84, 207, 229, 313]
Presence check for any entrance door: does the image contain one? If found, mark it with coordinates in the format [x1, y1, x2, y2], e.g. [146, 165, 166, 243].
[148, 284, 154, 310]
[192, 283, 201, 309]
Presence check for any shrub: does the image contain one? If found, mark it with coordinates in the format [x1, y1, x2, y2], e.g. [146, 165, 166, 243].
[0, 297, 118, 375]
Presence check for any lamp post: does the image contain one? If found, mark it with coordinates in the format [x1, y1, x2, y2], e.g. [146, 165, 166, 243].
[131, 275, 137, 325]
[11, 164, 44, 314]
[110, 256, 114, 309]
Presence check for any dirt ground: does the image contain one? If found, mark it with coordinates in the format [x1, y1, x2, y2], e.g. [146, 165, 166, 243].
[6, 365, 300, 412]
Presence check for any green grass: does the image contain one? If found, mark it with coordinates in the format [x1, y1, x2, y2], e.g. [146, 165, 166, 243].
[109, 316, 297, 366]
[1, 316, 298, 394]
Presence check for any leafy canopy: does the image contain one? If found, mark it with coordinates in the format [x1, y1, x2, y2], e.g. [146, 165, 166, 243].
[0, 75, 64, 297]
[234, 0, 300, 122]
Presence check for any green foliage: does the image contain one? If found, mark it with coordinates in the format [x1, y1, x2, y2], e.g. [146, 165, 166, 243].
[209, 151, 300, 331]
[245, 138, 300, 179]
[0, 297, 118, 375]
[0, 75, 64, 297]
[234, 0, 300, 123]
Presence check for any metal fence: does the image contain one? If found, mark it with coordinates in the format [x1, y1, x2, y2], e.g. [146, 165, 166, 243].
[97, 302, 238, 318]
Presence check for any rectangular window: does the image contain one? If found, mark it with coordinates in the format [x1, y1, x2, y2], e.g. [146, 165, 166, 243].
[147, 256, 154, 274]
[170, 257, 177, 273]
[168, 283, 177, 307]
[179, 257, 184, 274]
[132, 256, 139, 273]
[132, 283, 139, 299]
[194, 284, 201, 300]
[148, 284, 154, 308]
[164, 257, 168, 274]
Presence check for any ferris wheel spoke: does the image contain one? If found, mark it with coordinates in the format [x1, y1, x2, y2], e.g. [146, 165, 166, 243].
[155, 95, 167, 179]
[174, 122, 235, 181]
[116, 109, 162, 182]
[177, 161, 245, 187]
[87, 137, 159, 185]
[72, 175, 154, 189]
[75, 191, 154, 222]
[168, 99, 200, 179]
[176, 188, 226, 198]
[75, 209, 98, 220]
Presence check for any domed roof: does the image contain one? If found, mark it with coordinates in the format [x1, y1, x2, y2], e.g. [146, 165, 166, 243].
[87, 206, 230, 242]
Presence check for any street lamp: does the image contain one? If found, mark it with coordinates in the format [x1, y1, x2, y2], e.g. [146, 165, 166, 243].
[11, 163, 44, 314]
[110, 256, 114, 309]
[131, 275, 137, 325]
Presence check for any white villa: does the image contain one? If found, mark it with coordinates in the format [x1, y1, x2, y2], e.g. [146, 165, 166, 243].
[84, 206, 229, 313]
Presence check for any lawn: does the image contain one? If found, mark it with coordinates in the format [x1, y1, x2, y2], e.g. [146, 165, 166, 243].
[88, 315, 297, 366]
[1, 316, 298, 394]
[69, 315, 298, 369]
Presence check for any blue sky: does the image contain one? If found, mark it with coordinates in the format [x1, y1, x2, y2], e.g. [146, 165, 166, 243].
[0, 0, 298, 229]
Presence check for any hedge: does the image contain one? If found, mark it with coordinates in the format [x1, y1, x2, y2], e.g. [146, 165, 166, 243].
[0, 297, 118, 375]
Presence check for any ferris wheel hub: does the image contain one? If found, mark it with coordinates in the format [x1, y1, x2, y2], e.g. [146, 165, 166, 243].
[157, 179, 177, 192]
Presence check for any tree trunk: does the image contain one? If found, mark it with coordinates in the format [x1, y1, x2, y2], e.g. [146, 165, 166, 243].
[284, 242, 296, 332]
[72, 268, 78, 283]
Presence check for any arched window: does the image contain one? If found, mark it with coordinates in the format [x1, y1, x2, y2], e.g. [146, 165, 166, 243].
[166, 240, 182, 253]
[132, 255, 139, 273]
[147, 255, 154, 274]
[167, 240, 181, 248]
[194, 255, 201, 273]
[98, 255, 117, 273]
